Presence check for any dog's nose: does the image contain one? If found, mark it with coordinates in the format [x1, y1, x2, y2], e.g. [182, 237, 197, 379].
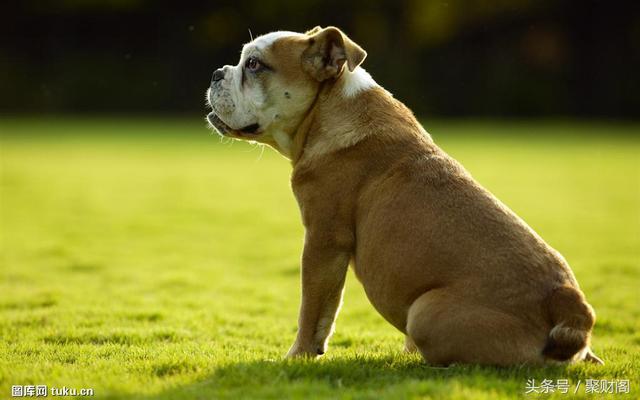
[211, 68, 225, 85]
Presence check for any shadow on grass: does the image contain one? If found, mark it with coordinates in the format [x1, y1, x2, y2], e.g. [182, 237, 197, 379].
[127, 356, 581, 399]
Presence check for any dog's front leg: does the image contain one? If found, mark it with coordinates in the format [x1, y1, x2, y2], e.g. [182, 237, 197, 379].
[286, 238, 350, 358]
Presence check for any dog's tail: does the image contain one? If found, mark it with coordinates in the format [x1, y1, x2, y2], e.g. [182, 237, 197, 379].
[542, 285, 601, 363]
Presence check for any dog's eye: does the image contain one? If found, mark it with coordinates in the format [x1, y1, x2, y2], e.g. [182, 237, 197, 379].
[245, 57, 262, 72]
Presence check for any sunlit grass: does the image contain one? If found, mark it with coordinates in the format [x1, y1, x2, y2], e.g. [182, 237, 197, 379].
[1, 118, 639, 399]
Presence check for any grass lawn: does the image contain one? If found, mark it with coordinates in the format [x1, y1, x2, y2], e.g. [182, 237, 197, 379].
[1, 118, 639, 399]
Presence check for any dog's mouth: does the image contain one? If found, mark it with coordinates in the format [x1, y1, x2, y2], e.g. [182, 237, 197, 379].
[238, 123, 260, 135]
[206, 112, 231, 135]
[207, 112, 261, 137]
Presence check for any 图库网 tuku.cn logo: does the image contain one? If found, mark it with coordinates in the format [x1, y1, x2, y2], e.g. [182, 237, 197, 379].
[11, 385, 95, 397]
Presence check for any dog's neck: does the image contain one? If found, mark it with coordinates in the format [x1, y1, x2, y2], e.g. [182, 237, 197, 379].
[286, 68, 431, 167]
[289, 82, 382, 167]
[288, 81, 329, 165]
[288, 72, 377, 166]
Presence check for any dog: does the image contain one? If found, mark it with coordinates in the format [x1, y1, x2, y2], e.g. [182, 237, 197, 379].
[206, 26, 603, 366]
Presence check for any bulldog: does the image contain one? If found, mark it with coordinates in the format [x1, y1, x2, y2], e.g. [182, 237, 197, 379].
[205, 26, 603, 366]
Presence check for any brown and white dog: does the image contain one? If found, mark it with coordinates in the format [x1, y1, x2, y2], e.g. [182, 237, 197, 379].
[206, 26, 603, 366]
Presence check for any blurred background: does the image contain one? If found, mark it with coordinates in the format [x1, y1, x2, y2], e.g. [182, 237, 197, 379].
[2, 0, 639, 119]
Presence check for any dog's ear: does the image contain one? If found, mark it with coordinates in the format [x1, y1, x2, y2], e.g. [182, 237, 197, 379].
[302, 26, 367, 81]
[305, 26, 322, 35]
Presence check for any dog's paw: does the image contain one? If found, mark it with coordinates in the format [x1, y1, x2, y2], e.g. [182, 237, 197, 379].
[285, 343, 323, 359]
[404, 335, 419, 353]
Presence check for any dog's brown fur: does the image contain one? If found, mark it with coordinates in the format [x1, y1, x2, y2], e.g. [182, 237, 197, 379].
[210, 27, 603, 366]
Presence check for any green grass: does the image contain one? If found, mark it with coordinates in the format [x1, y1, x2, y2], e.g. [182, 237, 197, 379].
[1, 118, 639, 399]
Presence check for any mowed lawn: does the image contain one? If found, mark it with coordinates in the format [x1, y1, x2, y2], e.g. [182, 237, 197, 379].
[1, 118, 639, 399]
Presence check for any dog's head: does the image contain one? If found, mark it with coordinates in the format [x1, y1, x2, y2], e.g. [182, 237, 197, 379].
[206, 27, 366, 155]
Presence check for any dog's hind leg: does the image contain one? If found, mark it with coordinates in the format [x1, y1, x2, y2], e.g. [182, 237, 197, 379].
[583, 348, 604, 365]
[406, 289, 547, 366]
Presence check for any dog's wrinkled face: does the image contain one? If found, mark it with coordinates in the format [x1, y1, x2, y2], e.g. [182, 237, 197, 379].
[206, 27, 367, 156]
[206, 31, 317, 147]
